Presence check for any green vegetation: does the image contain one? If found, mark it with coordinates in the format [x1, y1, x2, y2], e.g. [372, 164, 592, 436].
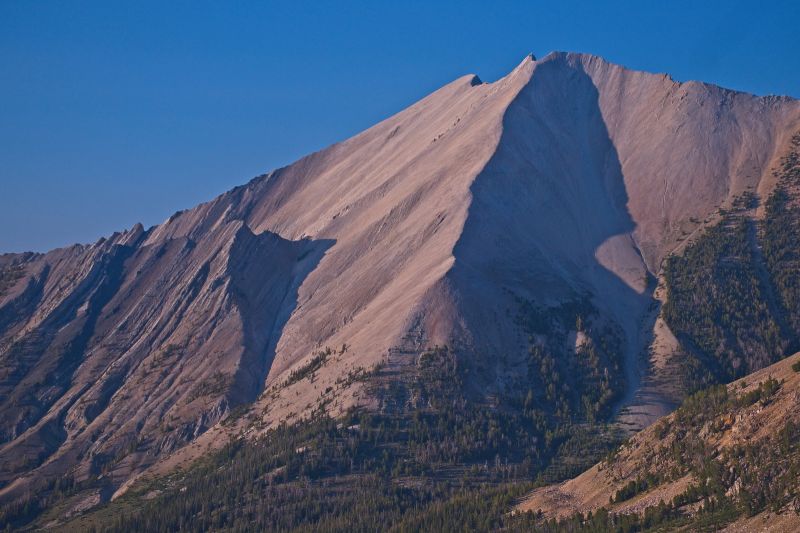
[0, 263, 25, 298]
[610, 474, 662, 504]
[0, 473, 94, 530]
[67, 412, 540, 532]
[284, 347, 332, 386]
[188, 371, 230, 401]
[663, 201, 794, 390]
[371, 345, 621, 480]
[763, 133, 800, 335]
[517, 297, 625, 425]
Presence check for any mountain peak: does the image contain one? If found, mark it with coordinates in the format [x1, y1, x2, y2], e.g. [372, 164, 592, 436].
[2, 52, 800, 526]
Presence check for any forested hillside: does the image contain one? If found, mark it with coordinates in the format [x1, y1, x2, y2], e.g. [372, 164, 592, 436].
[663, 135, 800, 391]
[763, 134, 800, 334]
[46, 340, 626, 532]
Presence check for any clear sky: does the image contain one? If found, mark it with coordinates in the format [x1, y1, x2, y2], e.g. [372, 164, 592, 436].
[2, 1, 798, 252]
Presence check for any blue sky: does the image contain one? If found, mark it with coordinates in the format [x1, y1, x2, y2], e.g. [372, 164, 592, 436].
[2, 1, 798, 252]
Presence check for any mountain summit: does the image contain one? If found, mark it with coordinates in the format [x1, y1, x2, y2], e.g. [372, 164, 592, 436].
[1, 53, 799, 525]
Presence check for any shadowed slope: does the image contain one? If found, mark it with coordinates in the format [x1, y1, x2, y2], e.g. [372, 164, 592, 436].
[445, 54, 651, 413]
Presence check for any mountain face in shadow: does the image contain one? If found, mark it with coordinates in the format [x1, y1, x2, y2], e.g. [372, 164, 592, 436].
[447, 56, 652, 412]
[1, 52, 800, 520]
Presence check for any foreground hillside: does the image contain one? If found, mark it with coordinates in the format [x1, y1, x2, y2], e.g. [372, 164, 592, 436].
[518, 352, 800, 531]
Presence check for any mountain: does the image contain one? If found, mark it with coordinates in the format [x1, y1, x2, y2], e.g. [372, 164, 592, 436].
[2, 52, 800, 529]
[516, 352, 800, 532]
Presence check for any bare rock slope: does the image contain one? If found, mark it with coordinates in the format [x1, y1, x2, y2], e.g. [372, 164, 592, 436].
[1, 52, 799, 502]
